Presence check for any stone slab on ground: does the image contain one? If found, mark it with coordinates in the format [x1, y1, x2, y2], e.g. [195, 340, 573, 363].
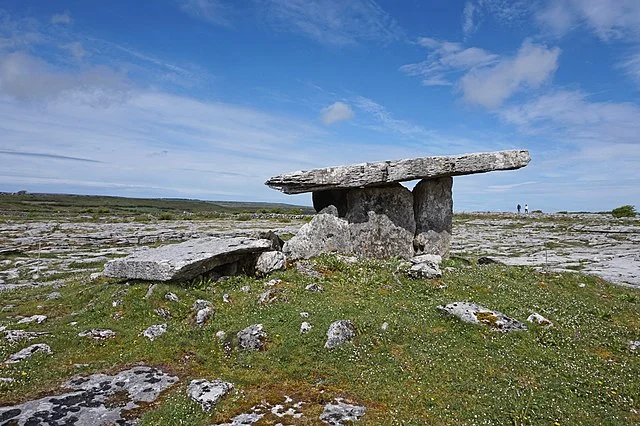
[0, 366, 178, 425]
[437, 302, 527, 332]
[266, 150, 530, 194]
[103, 237, 272, 281]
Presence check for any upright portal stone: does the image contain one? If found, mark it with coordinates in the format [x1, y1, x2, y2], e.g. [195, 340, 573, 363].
[413, 177, 452, 257]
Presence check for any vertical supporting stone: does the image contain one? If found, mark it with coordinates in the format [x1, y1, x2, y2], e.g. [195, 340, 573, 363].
[312, 189, 349, 217]
[412, 177, 453, 257]
[346, 184, 416, 259]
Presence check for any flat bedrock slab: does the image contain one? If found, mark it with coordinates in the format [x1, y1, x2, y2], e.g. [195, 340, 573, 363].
[103, 237, 273, 281]
[266, 150, 530, 194]
[0, 366, 177, 425]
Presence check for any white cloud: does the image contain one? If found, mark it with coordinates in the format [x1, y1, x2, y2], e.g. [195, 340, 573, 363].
[258, 0, 403, 46]
[618, 51, 640, 89]
[321, 101, 354, 125]
[462, 2, 478, 37]
[51, 12, 72, 25]
[536, 0, 640, 41]
[0, 51, 129, 106]
[179, 0, 232, 27]
[460, 41, 560, 108]
[61, 41, 86, 61]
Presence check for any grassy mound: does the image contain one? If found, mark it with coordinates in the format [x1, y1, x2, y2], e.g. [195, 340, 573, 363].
[1, 256, 638, 425]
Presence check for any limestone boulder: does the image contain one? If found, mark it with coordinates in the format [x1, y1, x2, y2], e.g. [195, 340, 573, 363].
[319, 398, 366, 425]
[437, 302, 527, 333]
[325, 320, 355, 349]
[413, 177, 452, 257]
[237, 324, 267, 351]
[5, 343, 52, 364]
[283, 213, 352, 260]
[255, 251, 286, 276]
[187, 379, 234, 412]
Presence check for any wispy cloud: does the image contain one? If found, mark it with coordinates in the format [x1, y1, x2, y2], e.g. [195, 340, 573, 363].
[179, 0, 233, 27]
[320, 101, 354, 125]
[257, 0, 403, 46]
[0, 150, 103, 163]
[51, 12, 72, 26]
[617, 51, 640, 89]
[462, 2, 479, 38]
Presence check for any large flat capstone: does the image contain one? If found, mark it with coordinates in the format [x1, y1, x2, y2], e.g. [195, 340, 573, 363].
[103, 237, 272, 281]
[266, 150, 530, 194]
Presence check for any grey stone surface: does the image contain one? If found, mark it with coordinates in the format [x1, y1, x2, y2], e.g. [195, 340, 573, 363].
[255, 251, 286, 276]
[196, 307, 213, 327]
[165, 292, 180, 302]
[0, 366, 178, 425]
[103, 237, 273, 281]
[305, 283, 324, 292]
[346, 184, 416, 259]
[266, 150, 530, 194]
[527, 312, 553, 327]
[142, 323, 167, 341]
[413, 177, 453, 257]
[5, 343, 52, 364]
[437, 302, 527, 332]
[629, 341, 639, 351]
[325, 320, 355, 349]
[187, 378, 234, 412]
[78, 329, 116, 340]
[283, 213, 352, 260]
[4, 329, 49, 344]
[192, 299, 213, 312]
[258, 288, 285, 305]
[237, 324, 267, 351]
[300, 322, 312, 334]
[46, 291, 61, 300]
[407, 254, 442, 279]
[16, 315, 47, 324]
[319, 398, 366, 425]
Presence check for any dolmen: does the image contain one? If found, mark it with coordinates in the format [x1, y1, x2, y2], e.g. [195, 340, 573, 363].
[266, 149, 530, 260]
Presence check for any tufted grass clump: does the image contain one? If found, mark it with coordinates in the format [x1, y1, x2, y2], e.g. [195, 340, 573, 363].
[0, 257, 638, 425]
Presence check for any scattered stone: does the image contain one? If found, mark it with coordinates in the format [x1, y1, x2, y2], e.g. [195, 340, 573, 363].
[0, 366, 177, 424]
[527, 312, 553, 327]
[103, 237, 273, 281]
[241, 285, 251, 293]
[187, 379, 234, 411]
[295, 261, 323, 278]
[154, 308, 171, 319]
[78, 329, 116, 340]
[69, 321, 78, 326]
[259, 288, 286, 305]
[283, 213, 352, 260]
[255, 251, 286, 276]
[112, 299, 122, 307]
[325, 320, 355, 349]
[5, 343, 52, 364]
[305, 283, 324, 292]
[4, 330, 50, 344]
[319, 398, 366, 425]
[192, 299, 213, 311]
[381, 322, 389, 331]
[300, 322, 313, 334]
[629, 341, 640, 351]
[165, 292, 180, 302]
[144, 283, 157, 299]
[196, 307, 213, 327]
[0, 377, 15, 383]
[578, 283, 586, 288]
[142, 324, 167, 341]
[46, 291, 61, 300]
[16, 315, 47, 325]
[437, 302, 527, 332]
[300, 312, 310, 318]
[264, 278, 281, 286]
[216, 330, 226, 341]
[237, 324, 267, 351]
[407, 254, 442, 279]
[266, 150, 531, 194]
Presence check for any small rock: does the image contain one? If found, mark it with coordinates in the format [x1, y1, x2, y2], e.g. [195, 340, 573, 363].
[407, 262, 442, 279]
[259, 288, 285, 305]
[437, 302, 527, 333]
[241, 285, 251, 293]
[154, 308, 171, 319]
[165, 292, 180, 302]
[222, 294, 231, 303]
[325, 320, 355, 349]
[5, 343, 52, 364]
[295, 261, 323, 278]
[629, 341, 640, 351]
[300, 312, 310, 318]
[142, 324, 167, 341]
[215, 330, 226, 341]
[0, 377, 15, 383]
[112, 299, 122, 307]
[89, 272, 102, 280]
[69, 321, 78, 326]
[319, 398, 366, 425]
[255, 251, 286, 276]
[187, 378, 234, 411]
[78, 329, 116, 340]
[4, 330, 49, 343]
[264, 279, 281, 287]
[193, 299, 213, 312]
[300, 322, 313, 334]
[144, 283, 157, 299]
[305, 283, 324, 292]
[17, 315, 47, 324]
[46, 291, 62, 300]
[527, 312, 553, 327]
[381, 322, 389, 331]
[578, 283, 586, 288]
[196, 307, 214, 327]
[237, 324, 267, 351]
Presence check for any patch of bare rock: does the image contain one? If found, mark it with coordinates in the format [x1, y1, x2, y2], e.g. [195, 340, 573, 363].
[437, 302, 527, 332]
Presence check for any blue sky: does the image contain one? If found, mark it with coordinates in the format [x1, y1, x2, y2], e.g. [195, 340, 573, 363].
[1, 0, 639, 212]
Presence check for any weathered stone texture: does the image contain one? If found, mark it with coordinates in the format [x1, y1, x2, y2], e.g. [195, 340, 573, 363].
[413, 177, 453, 257]
[266, 150, 530, 194]
[283, 212, 352, 260]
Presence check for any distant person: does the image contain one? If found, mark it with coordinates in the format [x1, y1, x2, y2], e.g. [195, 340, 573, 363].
[524, 204, 529, 214]
[517, 204, 521, 214]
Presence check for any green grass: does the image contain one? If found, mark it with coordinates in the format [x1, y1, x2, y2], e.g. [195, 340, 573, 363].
[0, 256, 638, 424]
